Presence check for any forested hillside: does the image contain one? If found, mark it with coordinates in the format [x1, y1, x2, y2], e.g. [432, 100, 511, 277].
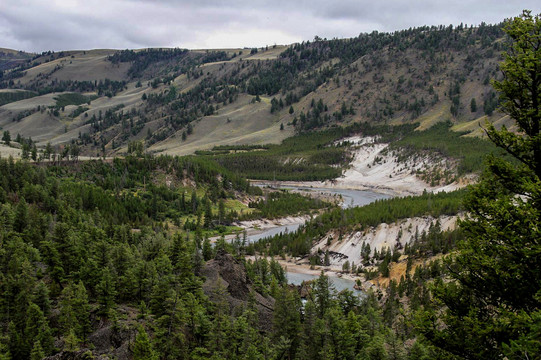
[0, 154, 336, 359]
[1, 21, 509, 158]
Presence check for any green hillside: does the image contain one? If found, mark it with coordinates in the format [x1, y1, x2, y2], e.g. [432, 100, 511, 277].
[0, 23, 507, 158]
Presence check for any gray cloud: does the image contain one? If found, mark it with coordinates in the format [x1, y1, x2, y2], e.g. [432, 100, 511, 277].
[0, 0, 539, 53]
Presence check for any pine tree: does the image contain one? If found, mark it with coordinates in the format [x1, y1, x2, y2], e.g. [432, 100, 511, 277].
[218, 199, 226, 225]
[1, 131, 10, 146]
[273, 287, 301, 358]
[32, 281, 51, 318]
[24, 303, 54, 356]
[202, 236, 213, 261]
[72, 281, 92, 342]
[7, 321, 23, 360]
[13, 198, 28, 233]
[314, 272, 334, 318]
[64, 328, 80, 352]
[96, 268, 117, 315]
[30, 340, 44, 360]
[470, 98, 477, 112]
[60, 281, 91, 343]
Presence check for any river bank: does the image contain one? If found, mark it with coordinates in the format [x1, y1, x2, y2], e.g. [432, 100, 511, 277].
[252, 135, 466, 197]
[246, 254, 375, 293]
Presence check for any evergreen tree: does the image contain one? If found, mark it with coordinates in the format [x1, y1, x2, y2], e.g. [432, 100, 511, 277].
[96, 268, 117, 315]
[64, 328, 80, 352]
[470, 98, 477, 112]
[30, 340, 44, 360]
[218, 199, 226, 225]
[44, 142, 53, 160]
[1, 131, 10, 146]
[202, 236, 213, 261]
[7, 321, 23, 360]
[24, 303, 54, 356]
[60, 281, 92, 342]
[32, 281, 51, 318]
[272, 287, 301, 358]
[313, 272, 334, 318]
[31, 145, 37, 161]
[13, 199, 28, 233]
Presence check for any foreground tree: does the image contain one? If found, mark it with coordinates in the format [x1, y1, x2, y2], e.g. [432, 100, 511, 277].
[418, 10, 541, 359]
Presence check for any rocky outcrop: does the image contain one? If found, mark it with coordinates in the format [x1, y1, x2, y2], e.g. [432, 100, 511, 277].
[44, 319, 133, 360]
[87, 324, 132, 359]
[201, 250, 275, 331]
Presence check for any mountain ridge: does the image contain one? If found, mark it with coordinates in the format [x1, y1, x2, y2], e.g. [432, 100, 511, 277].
[0, 22, 508, 158]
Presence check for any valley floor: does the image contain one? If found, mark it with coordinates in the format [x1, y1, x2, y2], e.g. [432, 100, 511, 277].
[245, 136, 468, 292]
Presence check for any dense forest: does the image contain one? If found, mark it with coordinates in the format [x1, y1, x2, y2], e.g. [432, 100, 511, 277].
[0, 151, 459, 360]
[0, 153, 336, 359]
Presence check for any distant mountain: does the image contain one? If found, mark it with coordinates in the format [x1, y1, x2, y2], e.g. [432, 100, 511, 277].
[0, 48, 34, 72]
[0, 22, 510, 157]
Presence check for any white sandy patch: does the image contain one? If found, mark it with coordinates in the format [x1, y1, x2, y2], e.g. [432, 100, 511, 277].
[312, 215, 459, 268]
[246, 255, 361, 281]
[234, 215, 311, 230]
[333, 137, 461, 195]
[256, 135, 464, 196]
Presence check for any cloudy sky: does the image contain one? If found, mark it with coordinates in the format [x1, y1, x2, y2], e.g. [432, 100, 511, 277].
[1, 0, 539, 53]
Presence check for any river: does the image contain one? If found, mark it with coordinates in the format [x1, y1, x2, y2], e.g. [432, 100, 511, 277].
[276, 185, 392, 209]
[246, 222, 302, 243]
[286, 271, 364, 297]
[245, 184, 391, 243]
[243, 183, 391, 293]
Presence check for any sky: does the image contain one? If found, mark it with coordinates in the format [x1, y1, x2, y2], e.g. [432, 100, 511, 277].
[1, 0, 540, 53]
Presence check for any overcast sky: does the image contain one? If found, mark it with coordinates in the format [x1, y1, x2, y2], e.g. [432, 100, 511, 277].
[1, 0, 539, 53]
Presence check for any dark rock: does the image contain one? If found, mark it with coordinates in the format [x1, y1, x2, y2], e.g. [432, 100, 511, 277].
[201, 250, 275, 331]
[289, 280, 313, 299]
[88, 324, 133, 359]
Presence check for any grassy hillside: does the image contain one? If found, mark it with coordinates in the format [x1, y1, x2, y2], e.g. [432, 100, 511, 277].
[0, 22, 507, 158]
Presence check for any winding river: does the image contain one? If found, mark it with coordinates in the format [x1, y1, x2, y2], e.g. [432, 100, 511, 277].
[245, 183, 391, 244]
[245, 183, 391, 294]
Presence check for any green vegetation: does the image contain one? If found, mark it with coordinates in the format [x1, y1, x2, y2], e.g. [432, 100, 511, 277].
[0, 19, 509, 154]
[246, 190, 328, 219]
[0, 153, 424, 360]
[107, 48, 230, 78]
[54, 93, 96, 108]
[249, 189, 465, 256]
[69, 105, 89, 118]
[108, 48, 190, 78]
[416, 11, 541, 359]
[390, 120, 503, 175]
[0, 90, 36, 106]
[212, 128, 353, 181]
[0, 11, 539, 360]
[210, 121, 499, 183]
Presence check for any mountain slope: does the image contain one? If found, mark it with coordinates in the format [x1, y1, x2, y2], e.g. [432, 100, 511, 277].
[0, 22, 507, 158]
